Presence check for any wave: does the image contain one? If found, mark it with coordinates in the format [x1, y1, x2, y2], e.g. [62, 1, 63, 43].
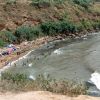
[89, 71, 100, 90]
[53, 49, 63, 55]
[29, 63, 32, 67]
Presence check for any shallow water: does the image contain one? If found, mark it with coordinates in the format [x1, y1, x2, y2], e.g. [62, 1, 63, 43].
[6, 32, 100, 83]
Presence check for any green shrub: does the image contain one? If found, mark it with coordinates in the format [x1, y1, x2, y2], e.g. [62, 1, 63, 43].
[31, 27, 42, 38]
[0, 39, 6, 47]
[15, 26, 41, 43]
[31, 0, 51, 8]
[31, 0, 65, 8]
[76, 23, 84, 32]
[6, 0, 16, 5]
[41, 21, 60, 35]
[1, 72, 27, 83]
[41, 20, 78, 36]
[73, 0, 93, 8]
[60, 20, 78, 33]
[0, 31, 16, 43]
[92, 20, 100, 29]
[81, 19, 93, 30]
[80, 19, 100, 30]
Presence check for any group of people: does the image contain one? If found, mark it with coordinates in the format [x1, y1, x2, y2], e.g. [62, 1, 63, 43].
[0, 44, 17, 57]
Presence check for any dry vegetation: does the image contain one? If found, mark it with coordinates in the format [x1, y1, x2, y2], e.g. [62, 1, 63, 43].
[0, 73, 87, 96]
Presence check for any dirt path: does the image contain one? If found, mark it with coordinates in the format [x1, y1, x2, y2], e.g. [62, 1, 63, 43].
[0, 91, 100, 100]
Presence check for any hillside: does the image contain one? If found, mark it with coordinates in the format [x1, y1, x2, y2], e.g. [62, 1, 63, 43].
[0, 0, 99, 31]
[0, 0, 100, 46]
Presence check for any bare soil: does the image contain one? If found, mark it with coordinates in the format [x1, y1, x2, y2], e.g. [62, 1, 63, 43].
[0, 0, 99, 31]
[0, 91, 100, 100]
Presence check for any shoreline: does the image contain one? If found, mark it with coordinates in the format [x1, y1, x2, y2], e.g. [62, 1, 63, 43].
[0, 31, 100, 74]
[0, 49, 34, 75]
[0, 36, 62, 73]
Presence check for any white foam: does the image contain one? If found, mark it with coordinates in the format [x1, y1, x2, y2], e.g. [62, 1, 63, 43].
[29, 75, 35, 80]
[53, 49, 62, 55]
[0, 49, 34, 75]
[90, 71, 100, 90]
[29, 63, 32, 67]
